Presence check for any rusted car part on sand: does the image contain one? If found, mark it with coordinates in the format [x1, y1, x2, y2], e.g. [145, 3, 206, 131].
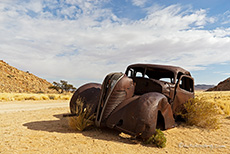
[69, 64, 194, 139]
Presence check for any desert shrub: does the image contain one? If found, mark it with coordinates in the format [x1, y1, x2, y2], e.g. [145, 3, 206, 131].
[68, 98, 95, 131]
[178, 98, 220, 129]
[14, 94, 24, 101]
[25, 96, 37, 100]
[40, 95, 49, 100]
[145, 129, 166, 148]
[24, 96, 32, 100]
[54, 95, 61, 100]
[60, 95, 71, 100]
[36, 91, 44, 94]
[48, 95, 55, 100]
[0, 95, 9, 101]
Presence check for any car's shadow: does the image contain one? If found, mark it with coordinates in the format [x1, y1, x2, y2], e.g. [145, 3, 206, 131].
[23, 113, 143, 145]
[23, 114, 75, 133]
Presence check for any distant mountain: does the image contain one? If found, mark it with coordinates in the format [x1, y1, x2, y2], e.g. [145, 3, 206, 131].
[206, 77, 230, 91]
[195, 84, 215, 90]
[0, 60, 55, 93]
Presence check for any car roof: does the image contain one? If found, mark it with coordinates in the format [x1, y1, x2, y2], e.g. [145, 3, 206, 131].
[126, 63, 191, 76]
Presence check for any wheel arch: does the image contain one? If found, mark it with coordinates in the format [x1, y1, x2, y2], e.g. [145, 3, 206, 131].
[138, 92, 175, 139]
[106, 92, 175, 139]
[69, 83, 101, 114]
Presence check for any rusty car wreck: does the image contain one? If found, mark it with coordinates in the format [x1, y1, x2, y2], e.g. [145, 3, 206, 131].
[69, 64, 194, 139]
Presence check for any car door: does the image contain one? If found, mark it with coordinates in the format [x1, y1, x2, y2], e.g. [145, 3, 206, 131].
[171, 75, 194, 114]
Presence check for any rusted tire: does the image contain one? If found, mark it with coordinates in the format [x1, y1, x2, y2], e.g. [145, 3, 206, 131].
[69, 83, 101, 114]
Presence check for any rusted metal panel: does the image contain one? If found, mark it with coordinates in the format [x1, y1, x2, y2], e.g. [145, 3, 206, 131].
[172, 75, 194, 115]
[95, 73, 135, 127]
[126, 63, 191, 76]
[106, 92, 175, 139]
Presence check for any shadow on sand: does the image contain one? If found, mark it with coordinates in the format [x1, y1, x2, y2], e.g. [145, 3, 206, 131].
[23, 113, 145, 145]
[23, 114, 77, 133]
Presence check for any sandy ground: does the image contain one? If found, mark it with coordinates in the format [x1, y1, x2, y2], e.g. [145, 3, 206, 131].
[0, 100, 229, 154]
[0, 100, 68, 113]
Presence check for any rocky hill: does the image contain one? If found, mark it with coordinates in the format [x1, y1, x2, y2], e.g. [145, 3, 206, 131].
[0, 60, 55, 93]
[195, 84, 215, 90]
[206, 77, 230, 91]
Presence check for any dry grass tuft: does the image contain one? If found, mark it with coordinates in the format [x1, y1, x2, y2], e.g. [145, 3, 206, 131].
[0, 93, 72, 101]
[195, 91, 230, 115]
[68, 98, 95, 131]
[178, 97, 220, 129]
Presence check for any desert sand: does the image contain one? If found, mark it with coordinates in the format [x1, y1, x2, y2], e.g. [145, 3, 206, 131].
[0, 100, 229, 154]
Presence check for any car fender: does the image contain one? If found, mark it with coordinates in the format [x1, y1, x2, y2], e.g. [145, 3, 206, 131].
[69, 83, 101, 115]
[106, 92, 175, 139]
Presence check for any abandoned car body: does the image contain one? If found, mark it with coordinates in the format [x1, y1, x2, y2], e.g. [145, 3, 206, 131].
[69, 64, 194, 139]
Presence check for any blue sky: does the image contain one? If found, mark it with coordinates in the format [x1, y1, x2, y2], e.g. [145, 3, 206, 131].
[0, 0, 230, 87]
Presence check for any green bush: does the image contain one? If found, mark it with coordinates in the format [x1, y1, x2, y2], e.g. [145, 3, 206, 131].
[145, 129, 166, 148]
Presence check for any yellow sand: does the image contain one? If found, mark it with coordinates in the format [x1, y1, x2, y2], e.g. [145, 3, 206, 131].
[0, 100, 229, 154]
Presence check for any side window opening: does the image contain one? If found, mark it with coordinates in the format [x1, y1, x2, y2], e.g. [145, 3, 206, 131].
[127, 68, 135, 77]
[179, 76, 194, 92]
[159, 78, 173, 83]
[144, 74, 149, 78]
[136, 72, 143, 77]
[127, 69, 132, 77]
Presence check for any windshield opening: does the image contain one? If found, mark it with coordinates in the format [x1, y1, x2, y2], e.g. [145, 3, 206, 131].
[126, 67, 175, 84]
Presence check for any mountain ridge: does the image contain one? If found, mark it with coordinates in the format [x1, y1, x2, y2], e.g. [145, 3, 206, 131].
[194, 84, 215, 90]
[207, 77, 230, 91]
